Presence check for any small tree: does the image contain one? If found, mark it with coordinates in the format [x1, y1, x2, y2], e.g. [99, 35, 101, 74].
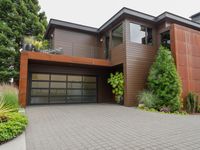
[147, 46, 182, 112]
[108, 72, 124, 104]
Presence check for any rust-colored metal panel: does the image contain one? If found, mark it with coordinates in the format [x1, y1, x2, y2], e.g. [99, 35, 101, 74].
[171, 24, 200, 104]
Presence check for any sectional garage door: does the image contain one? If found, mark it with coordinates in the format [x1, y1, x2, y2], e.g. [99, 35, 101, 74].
[29, 73, 97, 105]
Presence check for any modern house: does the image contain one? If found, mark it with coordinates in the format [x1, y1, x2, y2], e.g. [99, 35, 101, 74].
[19, 8, 200, 107]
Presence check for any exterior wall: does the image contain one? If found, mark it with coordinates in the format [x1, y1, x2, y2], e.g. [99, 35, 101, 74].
[53, 28, 99, 58]
[124, 19, 157, 106]
[28, 63, 113, 103]
[110, 44, 125, 65]
[171, 24, 200, 104]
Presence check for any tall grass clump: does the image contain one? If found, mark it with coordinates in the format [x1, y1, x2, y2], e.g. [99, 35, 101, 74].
[0, 84, 19, 111]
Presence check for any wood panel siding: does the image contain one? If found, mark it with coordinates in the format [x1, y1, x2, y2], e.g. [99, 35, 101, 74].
[124, 19, 157, 106]
[110, 44, 125, 65]
[171, 24, 200, 105]
[53, 28, 99, 58]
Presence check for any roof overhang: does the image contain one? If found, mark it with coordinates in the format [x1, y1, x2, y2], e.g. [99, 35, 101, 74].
[45, 19, 98, 38]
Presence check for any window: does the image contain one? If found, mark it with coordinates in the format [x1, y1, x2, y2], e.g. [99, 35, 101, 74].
[161, 31, 170, 49]
[112, 24, 123, 48]
[130, 23, 153, 45]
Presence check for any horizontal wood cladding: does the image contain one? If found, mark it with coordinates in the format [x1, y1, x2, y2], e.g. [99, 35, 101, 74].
[53, 28, 99, 58]
[124, 19, 157, 106]
[171, 24, 200, 104]
[110, 44, 125, 65]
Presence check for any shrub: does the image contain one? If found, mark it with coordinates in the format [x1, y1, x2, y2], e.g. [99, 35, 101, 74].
[138, 90, 157, 108]
[186, 92, 199, 113]
[147, 46, 182, 112]
[108, 72, 124, 103]
[0, 84, 19, 110]
[0, 112, 28, 144]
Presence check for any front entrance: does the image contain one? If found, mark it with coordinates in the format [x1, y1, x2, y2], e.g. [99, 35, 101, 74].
[29, 73, 97, 105]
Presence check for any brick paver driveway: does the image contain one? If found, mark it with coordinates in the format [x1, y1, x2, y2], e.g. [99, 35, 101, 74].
[26, 104, 200, 150]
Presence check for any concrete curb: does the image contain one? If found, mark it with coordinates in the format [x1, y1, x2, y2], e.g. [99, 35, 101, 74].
[0, 132, 26, 150]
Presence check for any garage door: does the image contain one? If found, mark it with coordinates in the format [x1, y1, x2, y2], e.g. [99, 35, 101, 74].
[29, 73, 97, 105]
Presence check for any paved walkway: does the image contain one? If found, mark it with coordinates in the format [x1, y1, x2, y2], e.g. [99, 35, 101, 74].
[25, 104, 200, 150]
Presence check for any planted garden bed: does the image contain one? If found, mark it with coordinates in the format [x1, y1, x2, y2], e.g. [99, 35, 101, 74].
[0, 84, 28, 144]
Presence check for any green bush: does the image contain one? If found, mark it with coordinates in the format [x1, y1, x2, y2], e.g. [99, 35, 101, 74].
[147, 46, 182, 112]
[0, 112, 28, 143]
[108, 72, 124, 103]
[138, 90, 157, 108]
[186, 92, 199, 113]
[0, 84, 19, 111]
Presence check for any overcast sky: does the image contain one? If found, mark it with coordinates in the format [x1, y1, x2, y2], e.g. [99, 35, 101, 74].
[38, 0, 200, 28]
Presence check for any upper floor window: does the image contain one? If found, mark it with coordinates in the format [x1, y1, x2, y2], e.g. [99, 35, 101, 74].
[112, 24, 123, 48]
[161, 31, 170, 49]
[130, 23, 153, 45]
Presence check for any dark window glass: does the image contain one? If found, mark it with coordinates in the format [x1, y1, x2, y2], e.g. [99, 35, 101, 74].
[112, 24, 123, 48]
[130, 23, 153, 45]
[104, 33, 110, 59]
[161, 31, 170, 49]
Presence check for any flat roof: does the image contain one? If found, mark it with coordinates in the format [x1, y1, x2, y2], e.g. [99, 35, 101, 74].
[45, 7, 200, 38]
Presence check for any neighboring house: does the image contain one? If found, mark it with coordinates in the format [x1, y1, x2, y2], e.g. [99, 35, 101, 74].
[19, 8, 200, 107]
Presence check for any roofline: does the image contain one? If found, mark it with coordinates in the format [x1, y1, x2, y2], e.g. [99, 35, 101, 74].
[45, 19, 98, 38]
[98, 7, 156, 31]
[45, 8, 200, 39]
[156, 11, 200, 28]
[190, 12, 200, 18]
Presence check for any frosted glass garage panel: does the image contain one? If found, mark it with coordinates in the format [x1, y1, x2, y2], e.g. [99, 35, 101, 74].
[50, 82, 66, 88]
[67, 82, 82, 88]
[50, 97, 66, 103]
[83, 76, 96, 82]
[67, 90, 82, 96]
[83, 83, 96, 89]
[51, 74, 66, 81]
[83, 90, 96, 96]
[68, 75, 82, 82]
[32, 82, 49, 88]
[50, 89, 66, 96]
[31, 89, 49, 96]
[32, 74, 49, 81]
[31, 97, 48, 104]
